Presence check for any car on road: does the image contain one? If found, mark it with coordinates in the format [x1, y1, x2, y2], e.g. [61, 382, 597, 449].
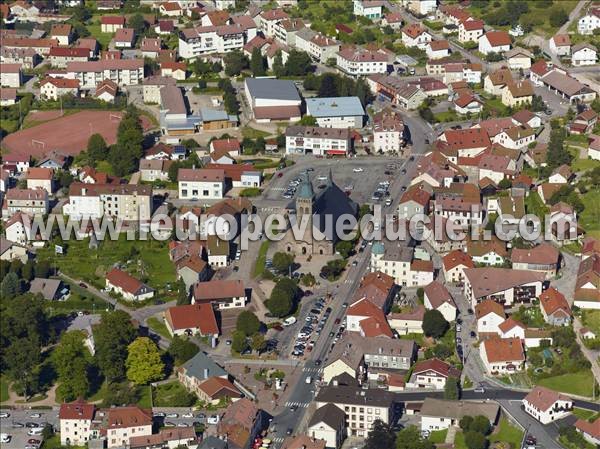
[305, 376, 312, 384]
[342, 302, 348, 308]
[164, 422, 176, 427]
[456, 325, 461, 332]
[474, 386, 485, 393]
[352, 260, 358, 266]
[401, 186, 407, 191]
[0, 412, 9, 418]
[11, 422, 24, 428]
[25, 422, 39, 428]
[334, 318, 341, 325]
[29, 413, 42, 419]
[153, 412, 166, 417]
[196, 413, 206, 420]
[1, 435, 11, 443]
[225, 339, 232, 345]
[182, 413, 193, 418]
[470, 331, 476, 338]
[78, 282, 87, 289]
[207, 415, 220, 425]
[456, 337, 462, 343]
[314, 359, 321, 366]
[353, 167, 364, 172]
[286, 428, 293, 435]
[166, 413, 178, 418]
[329, 331, 335, 338]
[290, 405, 298, 411]
[467, 308, 474, 314]
[27, 429, 43, 436]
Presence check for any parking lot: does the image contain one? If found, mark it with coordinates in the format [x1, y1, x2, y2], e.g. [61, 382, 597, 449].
[0, 409, 56, 449]
[261, 157, 405, 206]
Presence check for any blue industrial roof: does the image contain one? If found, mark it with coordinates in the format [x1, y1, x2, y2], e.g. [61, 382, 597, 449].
[200, 108, 229, 122]
[305, 96, 365, 118]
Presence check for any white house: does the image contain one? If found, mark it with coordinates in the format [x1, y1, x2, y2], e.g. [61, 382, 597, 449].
[105, 268, 155, 301]
[353, 0, 383, 20]
[423, 281, 457, 322]
[480, 337, 525, 374]
[458, 19, 484, 43]
[572, 43, 598, 66]
[307, 404, 347, 449]
[59, 400, 96, 446]
[420, 398, 500, 433]
[478, 31, 511, 55]
[549, 34, 571, 56]
[426, 40, 451, 59]
[0, 63, 22, 87]
[285, 126, 351, 156]
[373, 109, 406, 153]
[178, 168, 225, 200]
[475, 299, 505, 334]
[164, 303, 219, 338]
[406, 358, 461, 390]
[305, 96, 365, 129]
[402, 24, 433, 49]
[336, 47, 387, 77]
[578, 8, 600, 35]
[522, 386, 573, 424]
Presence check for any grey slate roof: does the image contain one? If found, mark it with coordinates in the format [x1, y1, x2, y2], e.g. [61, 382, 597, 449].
[315, 385, 395, 408]
[420, 398, 500, 422]
[305, 96, 365, 118]
[180, 351, 227, 380]
[308, 403, 346, 429]
[245, 77, 301, 102]
[29, 277, 62, 300]
[199, 436, 228, 449]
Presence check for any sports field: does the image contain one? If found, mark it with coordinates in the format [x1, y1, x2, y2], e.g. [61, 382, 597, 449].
[1, 110, 153, 159]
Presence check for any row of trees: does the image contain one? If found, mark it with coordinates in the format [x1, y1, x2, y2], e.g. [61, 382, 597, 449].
[231, 311, 266, 354]
[266, 277, 300, 317]
[303, 73, 374, 107]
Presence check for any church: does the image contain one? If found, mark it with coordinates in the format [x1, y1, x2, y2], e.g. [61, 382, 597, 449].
[281, 170, 358, 256]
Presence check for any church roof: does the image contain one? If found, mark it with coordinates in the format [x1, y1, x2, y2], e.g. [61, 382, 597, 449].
[298, 172, 314, 199]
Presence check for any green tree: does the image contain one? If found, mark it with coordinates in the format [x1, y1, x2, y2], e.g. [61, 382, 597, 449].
[549, 7, 568, 27]
[464, 431, 487, 449]
[4, 336, 41, 399]
[53, 331, 90, 401]
[94, 310, 137, 382]
[250, 333, 266, 353]
[272, 251, 295, 274]
[396, 425, 435, 449]
[250, 47, 266, 76]
[444, 376, 460, 400]
[87, 133, 108, 165]
[266, 277, 298, 317]
[224, 50, 249, 76]
[1, 272, 20, 299]
[176, 278, 189, 305]
[318, 73, 338, 97]
[168, 335, 199, 365]
[101, 381, 140, 407]
[335, 240, 354, 259]
[272, 50, 285, 77]
[231, 330, 248, 353]
[364, 419, 395, 449]
[470, 416, 491, 435]
[298, 115, 317, 126]
[284, 50, 313, 76]
[126, 337, 165, 385]
[236, 311, 261, 336]
[35, 260, 52, 278]
[127, 13, 146, 37]
[21, 260, 35, 281]
[422, 310, 449, 339]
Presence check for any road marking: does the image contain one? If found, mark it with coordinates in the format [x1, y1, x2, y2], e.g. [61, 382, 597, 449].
[284, 401, 310, 408]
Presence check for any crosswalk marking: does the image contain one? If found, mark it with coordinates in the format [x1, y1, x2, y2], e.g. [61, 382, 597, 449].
[285, 401, 310, 408]
[302, 367, 323, 374]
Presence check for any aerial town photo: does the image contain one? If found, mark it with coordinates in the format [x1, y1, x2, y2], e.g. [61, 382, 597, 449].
[1, 0, 600, 449]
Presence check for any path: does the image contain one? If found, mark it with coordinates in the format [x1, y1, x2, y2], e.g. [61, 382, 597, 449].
[573, 317, 600, 385]
[558, 0, 588, 35]
[2, 383, 58, 407]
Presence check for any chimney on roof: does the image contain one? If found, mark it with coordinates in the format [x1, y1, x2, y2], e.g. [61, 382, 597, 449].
[203, 368, 209, 379]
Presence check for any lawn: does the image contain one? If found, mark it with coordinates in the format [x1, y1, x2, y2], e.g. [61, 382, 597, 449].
[152, 381, 194, 407]
[428, 429, 448, 444]
[253, 240, 270, 278]
[147, 315, 172, 340]
[580, 190, 600, 234]
[241, 126, 271, 139]
[524, 191, 549, 220]
[537, 371, 596, 397]
[572, 158, 600, 172]
[489, 417, 524, 448]
[85, 23, 113, 49]
[434, 110, 461, 123]
[454, 431, 467, 449]
[37, 235, 176, 293]
[582, 310, 600, 335]
[43, 435, 86, 449]
[1, 376, 9, 402]
[137, 385, 152, 408]
[572, 407, 600, 421]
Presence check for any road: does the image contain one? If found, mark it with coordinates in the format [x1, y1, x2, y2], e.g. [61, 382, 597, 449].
[558, 0, 588, 35]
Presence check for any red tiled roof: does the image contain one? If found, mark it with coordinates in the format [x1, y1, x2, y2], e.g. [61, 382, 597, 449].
[101, 15, 125, 25]
[498, 317, 525, 334]
[27, 167, 53, 180]
[106, 268, 148, 295]
[193, 279, 245, 301]
[403, 23, 427, 39]
[575, 418, 600, 440]
[211, 138, 241, 153]
[539, 287, 571, 318]
[461, 19, 484, 31]
[400, 185, 431, 206]
[483, 30, 511, 47]
[424, 281, 455, 310]
[198, 377, 241, 399]
[59, 399, 95, 420]
[511, 243, 559, 265]
[475, 298, 505, 319]
[253, 105, 301, 120]
[443, 249, 474, 271]
[49, 47, 89, 58]
[524, 386, 571, 412]
[165, 303, 219, 335]
[482, 337, 524, 362]
[412, 358, 461, 378]
[105, 406, 152, 429]
[348, 298, 393, 338]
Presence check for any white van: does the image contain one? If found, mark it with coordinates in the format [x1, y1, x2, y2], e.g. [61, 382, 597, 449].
[1, 434, 11, 443]
[283, 316, 297, 326]
[305, 376, 312, 384]
[27, 428, 44, 436]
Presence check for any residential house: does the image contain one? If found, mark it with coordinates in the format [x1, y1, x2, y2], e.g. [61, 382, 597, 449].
[105, 268, 155, 301]
[454, 92, 483, 115]
[442, 249, 474, 283]
[426, 40, 450, 59]
[463, 267, 544, 307]
[161, 61, 187, 80]
[285, 126, 352, 156]
[382, 12, 403, 30]
[423, 281, 457, 322]
[475, 299, 505, 334]
[217, 398, 265, 449]
[95, 79, 118, 103]
[578, 7, 600, 35]
[373, 109, 407, 153]
[178, 168, 225, 200]
[165, 303, 219, 339]
[0, 63, 22, 87]
[575, 417, 600, 446]
[100, 16, 125, 33]
[353, 0, 384, 20]
[294, 28, 340, 63]
[129, 428, 197, 449]
[314, 385, 396, 437]
[259, 9, 289, 37]
[402, 24, 433, 49]
[549, 34, 571, 56]
[512, 109, 541, 129]
[196, 377, 241, 405]
[40, 76, 80, 101]
[484, 68, 513, 96]
[466, 238, 508, 266]
[570, 109, 598, 134]
[353, 271, 396, 313]
[178, 351, 228, 398]
[505, 47, 532, 70]
[4, 188, 49, 218]
[51, 23, 73, 46]
[67, 59, 144, 88]
[346, 298, 393, 338]
[307, 403, 346, 448]
[420, 398, 499, 431]
[140, 37, 161, 58]
[370, 242, 434, 287]
[397, 185, 430, 220]
[539, 288, 571, 326]
[29, 277, 68, 300]
[522, 386, 573, 424]
[48, 47, 89, 68]
[478, 31, 511, 55]
[387, 305, 425, 335]
[59, 399, 96, 446]
[192, 279, 246, 309]
[589, 135, 600, 160]
[403, 0, 438, 16]
[0, 238, 29, 263]
[406, 358, 461, 390]
[502, 80, 533, 107]
[572, 43, 598, 66]
[26, 167, 54, 193]
[549, 164, 573, 184]
[336, 48, 387, 77]
[479, 337, 525, 374]
[511, 243, 560, 279]
[139, 159, 172, 182]
[97, 406, 153, 449]
[458, 19, 485, 43]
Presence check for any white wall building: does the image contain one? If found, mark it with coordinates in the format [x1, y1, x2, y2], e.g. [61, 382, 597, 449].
[305, 96, 365, 129]
[178, 168, 225, 200]
[285, 126, 351, 156]
[522, 386, 573, 425]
